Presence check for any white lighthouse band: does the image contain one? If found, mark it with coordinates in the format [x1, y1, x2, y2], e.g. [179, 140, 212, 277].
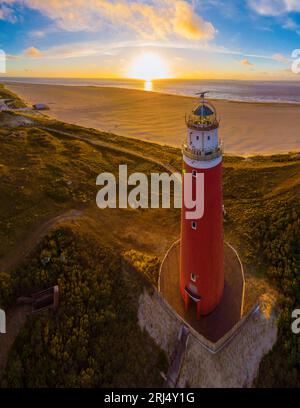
[183, 154, 222, 170]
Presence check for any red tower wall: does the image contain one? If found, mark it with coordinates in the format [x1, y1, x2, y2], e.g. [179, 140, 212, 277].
[180, 159, 224, 317]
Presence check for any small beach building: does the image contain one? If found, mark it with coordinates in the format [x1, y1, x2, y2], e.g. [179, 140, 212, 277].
[33, 103, 49, 110]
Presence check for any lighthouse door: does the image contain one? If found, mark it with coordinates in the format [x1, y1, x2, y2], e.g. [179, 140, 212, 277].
[185, 285, 201, 303]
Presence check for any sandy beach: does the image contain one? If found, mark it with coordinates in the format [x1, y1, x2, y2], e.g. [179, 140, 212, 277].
[5, 82, 300, 155]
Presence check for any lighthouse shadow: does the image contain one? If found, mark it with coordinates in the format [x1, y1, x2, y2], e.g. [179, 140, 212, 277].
[160, 241, 244, 343]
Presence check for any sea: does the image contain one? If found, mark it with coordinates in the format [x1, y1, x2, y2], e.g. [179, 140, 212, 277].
[1, 77, 300, 104]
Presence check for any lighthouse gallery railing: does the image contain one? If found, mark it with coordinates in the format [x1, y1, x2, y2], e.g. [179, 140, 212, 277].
[182, 144, 223, 162]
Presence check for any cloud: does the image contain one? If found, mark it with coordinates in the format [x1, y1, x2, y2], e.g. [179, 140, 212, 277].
[24, 46, 43, 57]
[6, 54, 21, 60]
[248, 0, 300, 16]
[240, 58, 253, 66]
[172, 1, 216, 40]
[28, 30, 46, 38]
[272, 53, 289, 62]
[0, 3, 17, 22]
[11, 38, 288, 64]
[1, 0, 216, 41]
[282, 17, 300, 35]
[248, 1, 300, 36]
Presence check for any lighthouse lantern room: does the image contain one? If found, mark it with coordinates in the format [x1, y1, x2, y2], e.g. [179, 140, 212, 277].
[180, 92, 224, 319]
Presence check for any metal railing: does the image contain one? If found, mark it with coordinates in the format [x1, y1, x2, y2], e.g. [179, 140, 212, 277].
[186, 116, 219, 131]
[182, 144, 223, 162]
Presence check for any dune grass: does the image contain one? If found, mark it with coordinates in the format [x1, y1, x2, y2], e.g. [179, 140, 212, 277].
[0, 85, 26, 109]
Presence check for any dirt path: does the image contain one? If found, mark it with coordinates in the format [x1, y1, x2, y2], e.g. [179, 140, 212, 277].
[0, 209, 82, 274]
[40, 126, 178, 174]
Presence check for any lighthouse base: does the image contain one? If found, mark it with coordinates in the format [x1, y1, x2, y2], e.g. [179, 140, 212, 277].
[159, 240, 246, 343]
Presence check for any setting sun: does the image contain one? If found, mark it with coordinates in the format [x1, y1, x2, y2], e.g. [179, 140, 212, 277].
[127, 52, 170, 81]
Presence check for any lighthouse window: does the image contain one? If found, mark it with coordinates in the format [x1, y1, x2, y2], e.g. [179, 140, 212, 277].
[192, 170, 197, 177]
[191, 273, 197, 282]
[196, 135, 199, 140]
[207, 135, 211, 141]
[191, 221, 197, 230]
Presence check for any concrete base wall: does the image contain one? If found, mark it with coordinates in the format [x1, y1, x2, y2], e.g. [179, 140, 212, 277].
[138, 289, 182, 359]
[138, 289, 278, 388]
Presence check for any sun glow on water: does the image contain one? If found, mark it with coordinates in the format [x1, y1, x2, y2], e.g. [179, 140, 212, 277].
[144, 80, 153, 92]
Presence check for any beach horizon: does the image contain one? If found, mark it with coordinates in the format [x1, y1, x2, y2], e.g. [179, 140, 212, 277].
[4, 81, 300, 156]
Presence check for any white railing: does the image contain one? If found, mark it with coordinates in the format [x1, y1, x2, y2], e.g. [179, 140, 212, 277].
[182, 144, 223, 161]
[186, 116, 219, 131]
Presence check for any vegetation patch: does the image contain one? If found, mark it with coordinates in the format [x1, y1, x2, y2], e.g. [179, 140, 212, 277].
[123, 249, 160, 286]
[0, 85, 26, 109]
[1, 227, 167, 388]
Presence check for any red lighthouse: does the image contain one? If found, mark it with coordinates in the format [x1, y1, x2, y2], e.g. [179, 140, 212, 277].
[180, 93, 224, 319]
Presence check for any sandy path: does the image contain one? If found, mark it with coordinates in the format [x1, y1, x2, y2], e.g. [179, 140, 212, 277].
[0, 209, 83, 274]
[41, 126, 177, 174]
[5, 82, 300, 155]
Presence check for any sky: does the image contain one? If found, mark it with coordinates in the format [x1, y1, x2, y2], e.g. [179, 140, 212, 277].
[0, 0, 300, 80]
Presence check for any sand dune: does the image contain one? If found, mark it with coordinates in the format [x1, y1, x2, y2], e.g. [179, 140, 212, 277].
[5, 82, 300, 155]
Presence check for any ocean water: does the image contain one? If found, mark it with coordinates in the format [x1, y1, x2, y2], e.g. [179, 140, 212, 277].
[1, 77, 300, 104]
